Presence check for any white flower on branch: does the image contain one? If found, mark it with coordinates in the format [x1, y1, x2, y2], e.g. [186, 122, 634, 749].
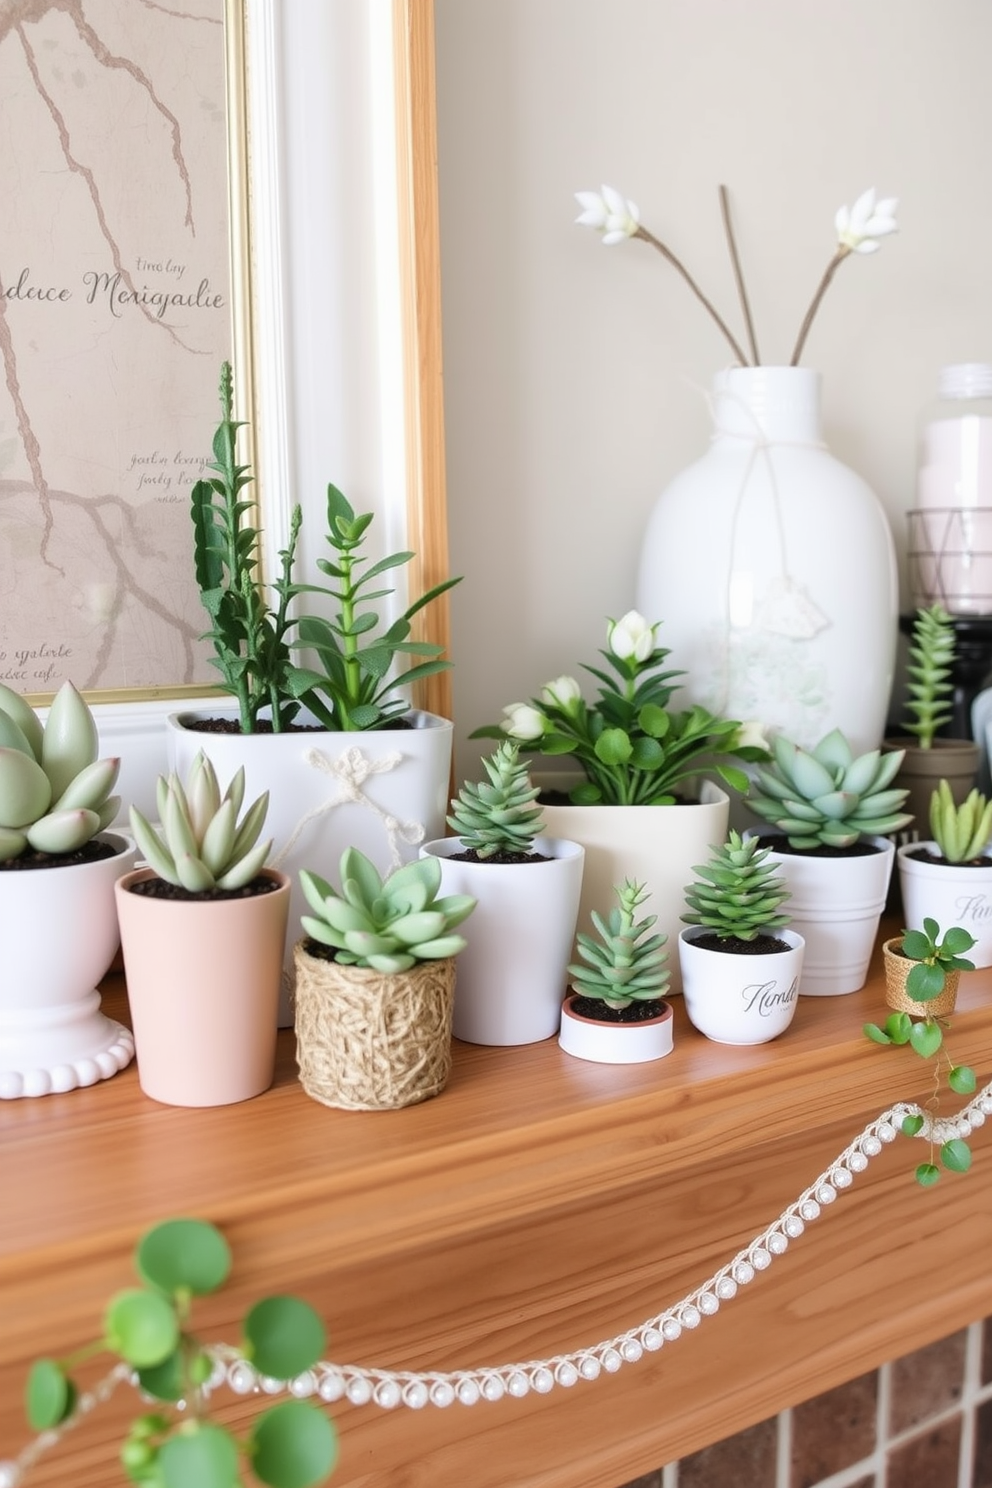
[835, 188, 899, 255]
[574, 186, 640, 245]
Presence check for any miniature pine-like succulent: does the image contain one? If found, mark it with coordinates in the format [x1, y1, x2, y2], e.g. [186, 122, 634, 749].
[681, 830, 791, 942]
[747, 728, 913, 850]
[0, 681, 121, 862]
[929, 779, 992, 863]
[129, 751, 272, 892]
[567, 879, 670, 1010]
[902, 603, 955, 749]
[446, 741, 544, 858]
[300, 848, 476, 973]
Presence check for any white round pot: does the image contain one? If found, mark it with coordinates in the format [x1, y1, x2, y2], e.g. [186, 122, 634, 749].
[0, 832, 138, 1099]
[752, 833, 894, 996]
[558, 995, 674, 1065]
[678, 927, 804, 1044]
[421, 836, 584, 1045]
[541, 781, 729, 994]
[897, 840, 992, 969]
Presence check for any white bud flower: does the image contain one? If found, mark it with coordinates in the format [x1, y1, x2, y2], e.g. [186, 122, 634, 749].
[502, 703, 546, 741]
[608, 610, 656, 663]
[835, 188, 898, 255]
[574, 186, 640, 246]
[542, 675, 582, 711]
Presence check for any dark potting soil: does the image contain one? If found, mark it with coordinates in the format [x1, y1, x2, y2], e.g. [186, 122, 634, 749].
[446, 849, 553, 864]
[904, 846, 992, 869]
[568, 996, 668, 1024]
[127, 874, 281, 902]
[301, 938, 342, 963]
[182, 716, 412, 735]
[754, 834, 880, 859]
[0, 837, 120, 872]
[687, 932, 792, 955]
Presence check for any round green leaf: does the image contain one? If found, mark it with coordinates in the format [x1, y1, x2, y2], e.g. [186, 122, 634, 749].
[915, 1162, 941, 1187]
[25, 1359, 75, 1430]
[941, 1138, 973, 1174]
[593, 728, 633, 767]
[943, 926, 976, 956]
[104, 1289, 180, 1368]
[905, 962, 944, 1003]
[159, 1423, 239, 1488]
[949, 1064, 977, 1095]
[863, 1022, 891, 1045]
[244, 1296, 326, 1380]
[250, 1400, 339, 1488]
[136, 1219, 232, 1298]
[136, 1349, 185, 1403]
[908, 1020, 943, 1059]
[901, 1113, 925, 1137]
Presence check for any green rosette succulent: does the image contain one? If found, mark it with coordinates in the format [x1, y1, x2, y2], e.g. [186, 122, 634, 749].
[446, 741, 544, 857]
[929, 779, 992, 863]
[567, 879, 670, 1010]
[681, 830, 791, 942]
[747, 728, 913, 850]
[902, 603, 955, 748]
[0, 681, 121, 863]
[300, 848, 476, 974]
[129, 752, 272, 892]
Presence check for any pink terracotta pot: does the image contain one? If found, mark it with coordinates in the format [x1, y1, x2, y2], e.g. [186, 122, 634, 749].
[115, 868, 290, 1107]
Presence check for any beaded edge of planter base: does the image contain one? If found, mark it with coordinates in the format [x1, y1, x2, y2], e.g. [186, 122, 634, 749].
[4, 1087, 992, 1485]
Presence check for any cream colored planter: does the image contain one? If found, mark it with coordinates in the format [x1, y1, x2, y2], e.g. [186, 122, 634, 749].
[115, 867, 290, 1107]
[558, 995, 674, 1065]
[678, 927, 804, 1045]
[897, 840, 992, 969]
[421, 836, 584, 1045]
[541, 781, 729, 994]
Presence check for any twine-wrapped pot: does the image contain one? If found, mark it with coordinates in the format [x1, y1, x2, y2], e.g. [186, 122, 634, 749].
[293, 941, 457, 1110]
[881, 936, 960, 1018]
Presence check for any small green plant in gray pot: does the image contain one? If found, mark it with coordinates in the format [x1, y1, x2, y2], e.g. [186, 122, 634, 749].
[421, 742, 585, 1046]
[897, 780, 992, 969]
[558, 878, 674, 1064]
[678, 831, 803, 1044]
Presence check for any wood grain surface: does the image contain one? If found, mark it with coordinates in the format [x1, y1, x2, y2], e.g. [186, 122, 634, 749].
[2, 925, 992, 1487]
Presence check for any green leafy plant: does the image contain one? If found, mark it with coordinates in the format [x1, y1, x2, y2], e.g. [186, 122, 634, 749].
[567, 879, 670, 1010]
[0, 681, 120, 862]
[446, 741, 544, 858]
[747, 728, 913, 849]
[300, 849, 476, 973]
[24, 1217, 337, 1488]
[129, 752, 272, 892]
[929, 778, 992, 863]
[900, 602, 955, 749]
[865, 918, 977, 1186]
[681, 830, 791, 943]
[472, 611, 766, 805]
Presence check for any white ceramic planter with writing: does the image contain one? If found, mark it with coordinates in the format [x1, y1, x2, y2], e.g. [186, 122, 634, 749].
[678, 927, 804, 1045]
[897, 841, 992, 970]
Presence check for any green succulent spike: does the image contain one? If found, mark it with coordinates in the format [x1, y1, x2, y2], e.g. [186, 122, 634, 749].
[130, 752, 272, 892]
[0, 682, 120, 863]
[567, 879, 670, 1011]
[929, 779, 992, 863]
[902, 603, 955, 749]
[446, 741, 544, 858]
[682, 830, 791, 942]
[300, 848, 476, 974]
[747, 728, 913, 850]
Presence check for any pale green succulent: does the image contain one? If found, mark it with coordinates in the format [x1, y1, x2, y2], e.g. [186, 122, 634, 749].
[748, 728, 913, 850]
[0, 681, 121, 862]
[130, 752, 273, 892]
[929, 779, 992, 863]
[682, 830, 791, 942]
[567, 879, 670, 1010]
[446, 741, 544, 858]
[902, 603, 955, 749]
[300, 848, 476, 973]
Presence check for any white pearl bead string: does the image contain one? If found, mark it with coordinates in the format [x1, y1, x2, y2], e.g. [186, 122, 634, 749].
[4, 1083, 990, 1484]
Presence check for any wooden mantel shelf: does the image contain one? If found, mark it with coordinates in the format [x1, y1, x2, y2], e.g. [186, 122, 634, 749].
[3, 929, 992, 1488]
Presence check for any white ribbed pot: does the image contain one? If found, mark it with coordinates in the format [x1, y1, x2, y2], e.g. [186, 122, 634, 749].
[420, 836, 584, 1045]
[678, 927, 804, 1044]
[0, 832, 138, 1100]
[558, 995, 674, 1065]
[167, 707, 453, 1024]
[753, 833, 895, 996]
[897, 841, 992, 969]
[540, 781, 729, 994]
[637, 367, 898, 755]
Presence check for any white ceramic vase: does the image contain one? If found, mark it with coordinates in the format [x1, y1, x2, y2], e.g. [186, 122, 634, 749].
[897, 841, 992, 969]
[678, 927, 804, 1044]
[636, 367, 898, 755]
[755, 833, 895, 996]
[540, 782, 729, 993]
[421, 836, 584, 1045]
[0, 832, 138, 1099]
[558, 995, 674, 1065]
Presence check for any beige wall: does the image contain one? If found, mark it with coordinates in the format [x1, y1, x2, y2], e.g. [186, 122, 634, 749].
[434, 0, 992, 782]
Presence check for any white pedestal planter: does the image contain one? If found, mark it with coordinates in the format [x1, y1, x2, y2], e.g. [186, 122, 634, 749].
[421, 836, 584, 1045]
[541, 781, 729, 994]
[558, 995, 674, 1064]
[678, 927, 804, 1045]
[897, 841, 992, 969]
[0, 832, 138, 1099]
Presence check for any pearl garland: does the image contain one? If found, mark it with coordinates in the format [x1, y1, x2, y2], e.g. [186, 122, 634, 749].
[4, 1084, 991, 1485]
